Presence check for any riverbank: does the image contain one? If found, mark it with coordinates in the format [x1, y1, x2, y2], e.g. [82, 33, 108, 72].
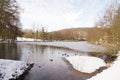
[0, 59, 34, 80]
[65, 56, 106, 73]
[87, 51, 120, 80]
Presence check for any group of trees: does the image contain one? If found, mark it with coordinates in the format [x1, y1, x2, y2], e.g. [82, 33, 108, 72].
[23, 27, 49, 41]
[0, 0, 22, 41]
[87, 0, 120, 53]
[49, 31, 76, 41]
[49, 28, 88, 41]
[23, 28, 88, 41]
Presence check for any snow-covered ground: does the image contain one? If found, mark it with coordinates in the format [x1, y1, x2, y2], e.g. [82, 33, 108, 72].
[0, 59, 30, 80]
[17, 37, 42, 42]
[66, 56, 106, 73]
[87, 52, 120, 80]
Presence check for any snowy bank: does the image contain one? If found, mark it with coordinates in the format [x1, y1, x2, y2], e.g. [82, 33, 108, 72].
[66, 56, 106, 73]
[17, 37, 42, 42]
[0, 59, 33, 80]
[87, 52, 120, 80]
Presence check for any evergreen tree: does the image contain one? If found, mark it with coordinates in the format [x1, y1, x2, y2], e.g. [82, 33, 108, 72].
[0, 0, 22, 40]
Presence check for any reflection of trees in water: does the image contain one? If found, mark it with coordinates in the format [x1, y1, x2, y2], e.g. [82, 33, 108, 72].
[29, 44, 46, 54]
[0, 43, 17, 60]
[35, 45, 46, 54]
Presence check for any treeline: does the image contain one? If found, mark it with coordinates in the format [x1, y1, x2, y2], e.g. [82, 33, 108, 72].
[0, 0, 22, 41]
[23, 28, 91, 41]
[49, 28, 91, 41]
[87, 1, 120, 53]
[23, 27, 50, 41]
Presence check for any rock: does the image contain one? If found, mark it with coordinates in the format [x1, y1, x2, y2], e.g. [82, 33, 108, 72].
[15, 63, 34, 80]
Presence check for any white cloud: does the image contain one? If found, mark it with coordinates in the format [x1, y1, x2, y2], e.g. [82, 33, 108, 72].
[18, 0, 84, 31]
[17, 0, 114, 31]
[63, 10, 83, 21]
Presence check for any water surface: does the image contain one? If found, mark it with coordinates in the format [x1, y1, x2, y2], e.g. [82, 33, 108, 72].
[0, 42, 92, 80]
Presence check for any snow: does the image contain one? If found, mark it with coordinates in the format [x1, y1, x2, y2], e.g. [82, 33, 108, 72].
[17, 37, 42, 42]
[87, 51, 120, 80]
[66, 56, 106, 73]
[0, 59, 29, 80]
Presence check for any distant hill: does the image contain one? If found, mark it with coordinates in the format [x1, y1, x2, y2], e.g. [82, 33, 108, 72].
[49, 27, 94, 41]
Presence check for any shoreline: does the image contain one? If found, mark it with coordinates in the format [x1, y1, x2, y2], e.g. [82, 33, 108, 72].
[0, 59, 34, 80]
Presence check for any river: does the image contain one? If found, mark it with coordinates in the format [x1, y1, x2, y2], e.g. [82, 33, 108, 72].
[0, 42, 104, 80]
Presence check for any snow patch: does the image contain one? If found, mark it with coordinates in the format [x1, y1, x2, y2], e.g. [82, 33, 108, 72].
[66, 56, 106, 73]
[0, 59, 29, 80]
[17, 37, 42, 42]
[87, 51, 120, 80]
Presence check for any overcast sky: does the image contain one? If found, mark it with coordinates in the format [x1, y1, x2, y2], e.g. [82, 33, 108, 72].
[17, 0, 114, 31]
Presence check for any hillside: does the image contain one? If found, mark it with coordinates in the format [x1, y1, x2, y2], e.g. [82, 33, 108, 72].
[49, 28, 93, 41]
